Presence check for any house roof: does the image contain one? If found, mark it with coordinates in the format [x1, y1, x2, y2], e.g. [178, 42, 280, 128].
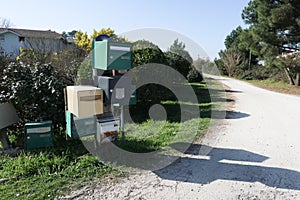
[0, 28, 62, 39]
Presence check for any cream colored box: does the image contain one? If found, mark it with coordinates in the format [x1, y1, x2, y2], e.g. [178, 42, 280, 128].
[67, 86, 103, 118]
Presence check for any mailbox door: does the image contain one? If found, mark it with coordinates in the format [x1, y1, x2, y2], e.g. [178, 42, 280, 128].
[25, 121, 53, 150]
[107, 42, 132, 70]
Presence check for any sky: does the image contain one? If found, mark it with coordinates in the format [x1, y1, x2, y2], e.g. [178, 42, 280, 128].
[1, 0, 250, 59]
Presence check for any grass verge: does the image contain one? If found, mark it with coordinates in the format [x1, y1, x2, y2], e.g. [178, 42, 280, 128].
[247, 79, 300, 96]
[0, 140, 121, 200]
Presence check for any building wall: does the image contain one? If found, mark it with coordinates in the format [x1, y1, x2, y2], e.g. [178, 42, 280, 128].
[0, 31, 70, 58]
[0, 32, 21, 58]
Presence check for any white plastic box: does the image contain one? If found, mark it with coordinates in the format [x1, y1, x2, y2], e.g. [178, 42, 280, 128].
[67, 86, 103, 118]
[97, 119, 120, 144]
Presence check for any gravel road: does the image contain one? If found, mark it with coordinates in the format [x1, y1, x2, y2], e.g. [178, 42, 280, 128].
[61, 77, 300, 200]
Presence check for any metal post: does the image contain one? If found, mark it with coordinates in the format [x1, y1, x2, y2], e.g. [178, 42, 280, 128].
[93, 68, 98, 87]
[121, 105, 125, 142]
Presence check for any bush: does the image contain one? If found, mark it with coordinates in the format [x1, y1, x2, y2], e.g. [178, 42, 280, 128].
[237, 65, 282, 80]
[132, 41, 174, 105]
[0, 55, 13, 77]
[132, 40, 167, 67]
[165, 51, 192, 79]
[0, 62, 67, 147]
[214, 58, 228, 76]
[76, 56, 93, 84]
[187, 67, 203, 82]
[50, 46, 85, 85]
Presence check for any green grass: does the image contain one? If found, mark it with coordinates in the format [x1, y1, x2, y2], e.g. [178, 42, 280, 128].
[0, 140, 120, 200]
[247, 79, 300, 96]
[116, 82, 215, 153]
[0, 81, 220, 199]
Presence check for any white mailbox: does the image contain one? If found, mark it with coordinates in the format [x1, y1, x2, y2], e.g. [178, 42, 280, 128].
[67, 86, 103, 118]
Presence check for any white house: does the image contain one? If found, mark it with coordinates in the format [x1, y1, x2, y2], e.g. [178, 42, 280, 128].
[0, 28, 71, 58]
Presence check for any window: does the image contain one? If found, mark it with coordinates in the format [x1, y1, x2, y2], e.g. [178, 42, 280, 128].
[0, 35, 4, 41]
[19, 37, 25, 42]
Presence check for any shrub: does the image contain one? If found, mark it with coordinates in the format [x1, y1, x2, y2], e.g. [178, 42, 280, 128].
[76, 56, 93, 84]
[0, 62, 66, 147]
[187, 67, 203, 82]
[165, 51, 192, 79]
[132, 41, 173, 105]
[237, 65, 282, 80]
[214, 58, 228, 76]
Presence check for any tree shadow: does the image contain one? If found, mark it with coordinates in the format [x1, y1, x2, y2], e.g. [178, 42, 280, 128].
[225, 111, 250, 119]
[154, 144, 300, 190]
[209, 88, 243, 94]
[225, 89, 243, 93]
[200, 110, 250, 119]
[213, 97, 235, 103]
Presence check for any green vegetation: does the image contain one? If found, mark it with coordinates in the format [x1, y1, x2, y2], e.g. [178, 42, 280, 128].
[247, 79, 300, 96]
[120, 82, 212, 153]
[0, 140, 119, 200]
[75, 28, 116, 52]
[216, 0, 300, 86]
[0, 62, 67, 146]
[131, 39, 203, 105]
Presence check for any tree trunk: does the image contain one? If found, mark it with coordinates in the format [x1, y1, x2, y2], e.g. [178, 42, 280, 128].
[284, 67, 295, 85]
[0, 129, 11, 149]
[296, 72, 300, 86]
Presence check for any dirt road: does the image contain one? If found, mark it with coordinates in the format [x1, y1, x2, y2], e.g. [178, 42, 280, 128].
[62, 77, 300, 199]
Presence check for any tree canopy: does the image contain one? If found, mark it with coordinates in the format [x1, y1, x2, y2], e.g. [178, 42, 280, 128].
[75, 28, 116, 52]
[242, 0, 300, 85]
[242, 0, 300, 56]
[217, 0, 300, 84]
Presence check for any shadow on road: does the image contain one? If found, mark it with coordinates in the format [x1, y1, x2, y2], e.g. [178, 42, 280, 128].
[225, 89, 243, 93]
[154, 144, 300, 190]
[209, 88, 243, 94]
[225, 111, 250, 119]
[201, 110, 250, 119]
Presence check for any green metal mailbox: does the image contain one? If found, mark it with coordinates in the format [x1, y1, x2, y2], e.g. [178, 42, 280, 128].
[25, 121, 53, 150]
[66, 110, 96, 138]
[93, 40, 132, 70]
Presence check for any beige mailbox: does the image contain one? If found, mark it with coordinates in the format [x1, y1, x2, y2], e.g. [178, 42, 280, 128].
[67, 86, 103, 118]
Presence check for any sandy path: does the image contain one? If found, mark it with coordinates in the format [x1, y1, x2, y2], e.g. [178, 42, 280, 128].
[62, 77, 300, 200]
